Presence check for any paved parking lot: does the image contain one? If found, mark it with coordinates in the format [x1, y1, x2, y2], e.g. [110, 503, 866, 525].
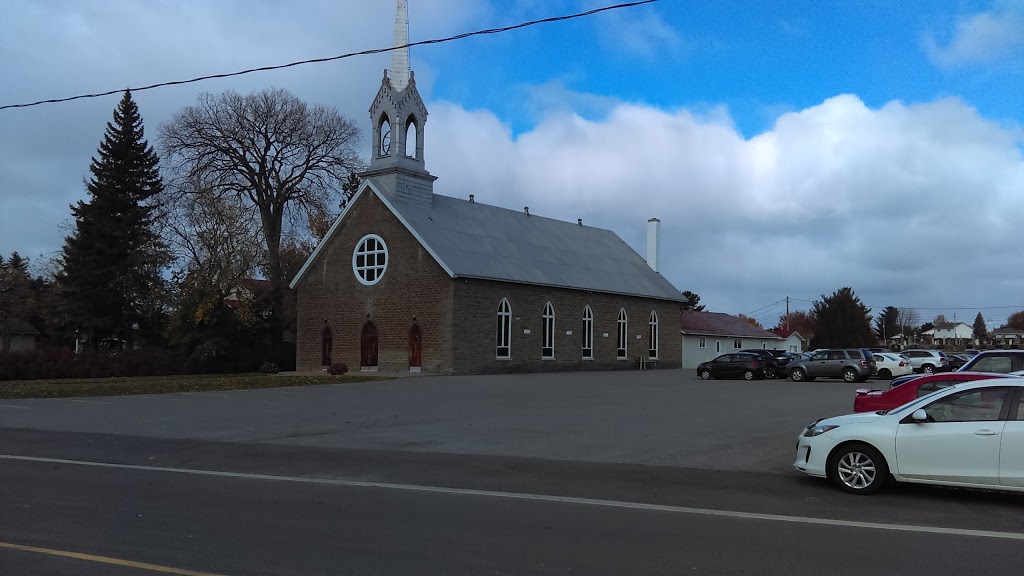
[0, 370, 870, 474]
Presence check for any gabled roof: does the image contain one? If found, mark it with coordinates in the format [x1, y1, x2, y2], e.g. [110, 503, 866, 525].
[680, 311, 783, 339]
[291, 180, 685, 302]
[772, 328, 808, 341]
[0, 319, 39, 335]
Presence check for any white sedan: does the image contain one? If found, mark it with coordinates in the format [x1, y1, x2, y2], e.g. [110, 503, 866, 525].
[794, 378, 1024, 494]
[871, 352, 913, 379]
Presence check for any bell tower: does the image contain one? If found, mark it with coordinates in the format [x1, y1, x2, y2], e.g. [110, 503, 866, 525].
[362, 0, 436, 206]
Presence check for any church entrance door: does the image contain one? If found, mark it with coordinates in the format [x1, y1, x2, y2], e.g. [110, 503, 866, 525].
[360, 322, 379, 369]
[409, 324, 422, 371]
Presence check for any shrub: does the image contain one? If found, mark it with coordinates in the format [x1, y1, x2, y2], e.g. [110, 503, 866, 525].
[258, 361, 280, 374]
[329, 362, 348, 376]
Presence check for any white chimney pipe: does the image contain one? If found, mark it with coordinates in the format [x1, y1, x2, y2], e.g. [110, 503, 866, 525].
[646, 218, 661, 273]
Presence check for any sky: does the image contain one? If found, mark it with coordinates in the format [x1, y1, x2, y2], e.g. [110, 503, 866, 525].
[2, 0, 1023, 328]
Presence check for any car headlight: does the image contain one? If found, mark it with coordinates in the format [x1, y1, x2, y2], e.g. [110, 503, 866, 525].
[803, 423, 839, 437]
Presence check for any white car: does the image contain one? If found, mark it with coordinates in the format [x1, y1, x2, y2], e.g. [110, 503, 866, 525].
[794, 378, 1024, 494]
[871, 352, 913, 379]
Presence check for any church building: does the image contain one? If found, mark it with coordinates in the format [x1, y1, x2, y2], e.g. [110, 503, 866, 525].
[290, 0, 685, 374]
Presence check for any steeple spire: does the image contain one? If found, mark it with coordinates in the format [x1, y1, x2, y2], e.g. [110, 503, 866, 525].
[390, 0, 411, 92]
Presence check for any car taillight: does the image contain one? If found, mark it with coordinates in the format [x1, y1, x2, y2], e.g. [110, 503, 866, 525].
[861, 360, 868, 367]
[940, 358, 947, 363]
[899, 361, 905, 366]
[752, 360, 760, 367]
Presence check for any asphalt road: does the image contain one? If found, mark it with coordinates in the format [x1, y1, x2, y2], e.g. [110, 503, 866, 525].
[2, 430, 1024, 575]
[3, 372, 1024, 574]
[0, 370, 873, 473]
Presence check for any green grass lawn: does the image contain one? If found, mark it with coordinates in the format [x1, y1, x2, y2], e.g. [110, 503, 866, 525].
[0, 372, 387, 400]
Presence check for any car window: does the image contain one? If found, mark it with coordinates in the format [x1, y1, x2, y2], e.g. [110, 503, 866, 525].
[916, 382, 935, 397]
[923, 387, 1011, 422]
[811, 351, 828, 361]
[968, 355, 1013, 373]
[849, 350, 864, 359]
[827, 351, 845, 360]
[715, 355, 731, 363]
[1014, 394, 1024, 421]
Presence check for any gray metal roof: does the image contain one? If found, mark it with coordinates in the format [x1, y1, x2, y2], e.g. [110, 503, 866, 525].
[378, 182, 684, 302]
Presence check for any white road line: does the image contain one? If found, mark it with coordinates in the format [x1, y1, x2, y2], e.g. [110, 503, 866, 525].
[68, 399, 111, 405]
[0, 404, 29, 409]
[1, 454, 1022, 542]
[180, 392, 229, 398]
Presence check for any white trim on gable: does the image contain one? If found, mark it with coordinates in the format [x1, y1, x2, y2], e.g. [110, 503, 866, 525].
[289, 180, 455, 289]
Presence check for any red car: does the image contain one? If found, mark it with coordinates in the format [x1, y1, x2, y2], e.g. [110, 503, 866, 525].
[852, 372, 1014, 413]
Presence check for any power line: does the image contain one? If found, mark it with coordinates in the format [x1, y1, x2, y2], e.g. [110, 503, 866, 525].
[788, 297, 1024, 311]
[0, 0, 656, 111]
[743, 299, 785, 316]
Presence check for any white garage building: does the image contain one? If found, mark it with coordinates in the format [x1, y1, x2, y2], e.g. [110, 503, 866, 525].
[680, 311, 785, 369]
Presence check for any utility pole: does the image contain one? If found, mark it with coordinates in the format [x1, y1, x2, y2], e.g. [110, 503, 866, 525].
[786, 296, 790, 332]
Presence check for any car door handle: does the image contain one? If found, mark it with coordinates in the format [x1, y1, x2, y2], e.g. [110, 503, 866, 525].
[975, 430, 999, 436]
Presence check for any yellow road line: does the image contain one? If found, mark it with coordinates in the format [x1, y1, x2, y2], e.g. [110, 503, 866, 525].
[0, 541, 227, 576]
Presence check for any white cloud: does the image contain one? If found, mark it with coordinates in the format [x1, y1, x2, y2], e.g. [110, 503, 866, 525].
[426, 94, 1024, 316]
[586, 1, 684, 59]
[925, 5, 1024, 68]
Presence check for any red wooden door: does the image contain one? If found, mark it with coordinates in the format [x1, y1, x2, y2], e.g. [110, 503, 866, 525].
[360, 322, 378, 367]
[409, 324, 422, 368]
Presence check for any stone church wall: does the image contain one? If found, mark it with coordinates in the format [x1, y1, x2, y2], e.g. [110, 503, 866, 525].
[294, 190, 454, 373]
[452, 278, 682, 374]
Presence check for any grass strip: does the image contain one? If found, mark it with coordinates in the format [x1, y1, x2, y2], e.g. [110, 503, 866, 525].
[0, 373, 387, 400]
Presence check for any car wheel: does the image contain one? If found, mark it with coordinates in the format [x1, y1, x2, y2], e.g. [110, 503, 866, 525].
[743, 369, 755, 381]
[878, 368, 892, 379]
[842, 368, 858, 383]
[790, 368, 806, 382]
[922, 364, 934, 374]
[699, 368, 712, 380]
[829, 444, 888, 495]
[765, 367, 776, 379]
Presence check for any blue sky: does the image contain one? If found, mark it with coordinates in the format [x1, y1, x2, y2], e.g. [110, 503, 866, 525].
[1, 0, 1023, 327]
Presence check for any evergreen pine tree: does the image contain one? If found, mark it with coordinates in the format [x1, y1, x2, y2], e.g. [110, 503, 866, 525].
[60, 90, 167, 348]
[809, 287, 874, 349]
[973, 312, 988, 345]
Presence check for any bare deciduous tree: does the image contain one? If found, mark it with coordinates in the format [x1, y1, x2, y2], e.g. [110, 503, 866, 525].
[897, 307, 920, 335]
[159, 88, 362, 359]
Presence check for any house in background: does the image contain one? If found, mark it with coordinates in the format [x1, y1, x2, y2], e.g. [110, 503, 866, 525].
[922, 322, 973, 349]
[0, 319, 39, 354]
[680, 311, 785, 369]
[770, 328, 808, 353]
[992, 327, 1024, 349]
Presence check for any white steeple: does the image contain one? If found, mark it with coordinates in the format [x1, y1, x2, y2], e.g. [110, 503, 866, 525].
[390, 0, 411, 92]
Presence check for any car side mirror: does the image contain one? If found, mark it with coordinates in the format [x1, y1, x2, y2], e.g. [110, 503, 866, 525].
[912, 409, 928, 422]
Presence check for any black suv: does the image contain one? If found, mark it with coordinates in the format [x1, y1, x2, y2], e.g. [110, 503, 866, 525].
[740, 349, 791, 379]
[696, 352, 767, 381]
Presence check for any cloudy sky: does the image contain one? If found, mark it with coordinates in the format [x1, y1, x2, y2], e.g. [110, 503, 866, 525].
[2, 0, 1023, 327]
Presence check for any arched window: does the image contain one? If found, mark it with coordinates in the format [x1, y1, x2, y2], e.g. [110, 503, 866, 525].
[542, 302, 555, 359]
[617, 308, 628, 359]
[648, 311, 659, 359]
[405, 116, 418, 159]
[496, 298, 511, 359]
[582, 305, 594, 359]
[378, 113, 392, 157]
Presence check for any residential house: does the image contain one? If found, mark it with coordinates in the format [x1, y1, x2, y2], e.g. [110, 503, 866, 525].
[992, 327, 1024, 349]
[922, 322, 974, 349]
[681, 311, 784, 369]
[770, 328, 808, 353]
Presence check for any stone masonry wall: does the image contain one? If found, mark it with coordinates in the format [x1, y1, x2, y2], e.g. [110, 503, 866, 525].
[453, 278, 682, 374]
[294, 190, 454, 373]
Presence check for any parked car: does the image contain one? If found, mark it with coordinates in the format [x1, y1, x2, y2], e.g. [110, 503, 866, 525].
[853, 372, 1015, 412]
[959, 350, 1024, 374]
[696, 352, 766, 381]
[963, 349, 981, 357]
[943, 354, 969, 371]
[740, 349, 790, 379]
[900, 349, 948, 374]
[787, 349, 876, 383]
[871, 353, 913, 379]
[889, 374, 922, 388]
[794, 377, 1024, 494]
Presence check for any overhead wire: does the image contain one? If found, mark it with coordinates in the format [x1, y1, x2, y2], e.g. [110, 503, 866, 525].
[0, 0, 656, 111]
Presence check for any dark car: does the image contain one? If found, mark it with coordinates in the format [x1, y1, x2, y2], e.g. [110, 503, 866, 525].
[958, 350, 1024, 374]
[740, 349, 790, 379]
[942, 354, 968, 371]
[697, 352, 766, 381]
[787, 348, 876, 382]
